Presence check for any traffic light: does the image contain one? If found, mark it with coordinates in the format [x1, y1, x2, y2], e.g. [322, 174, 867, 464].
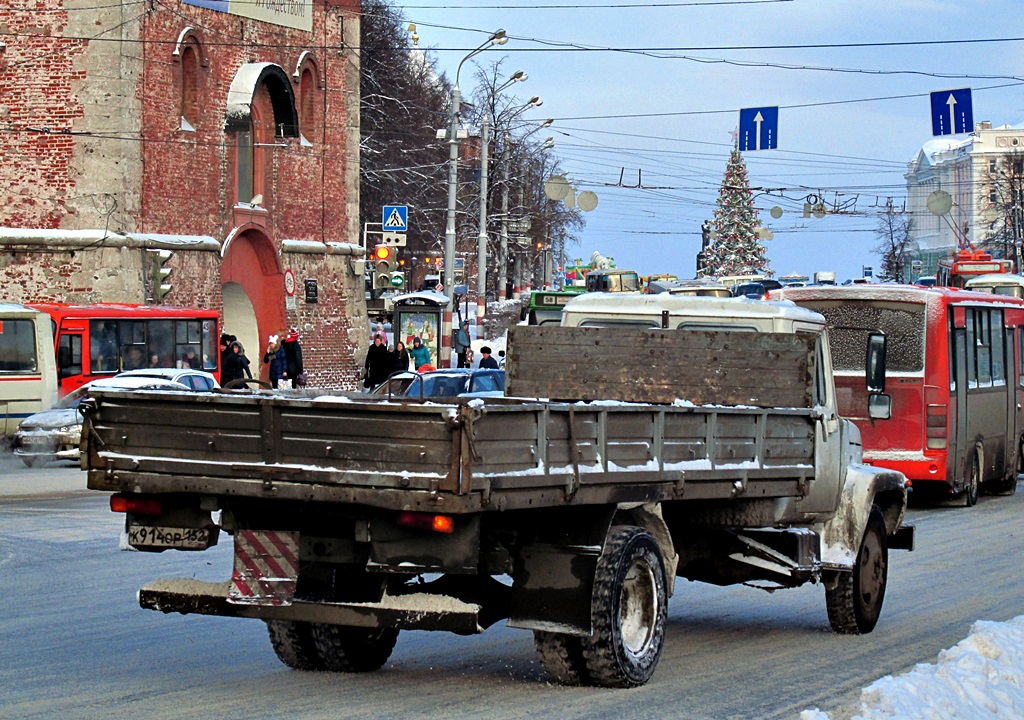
[390, 271, 405, 288]
[148, 249, 173, 301]
[373, 245, 393, 289]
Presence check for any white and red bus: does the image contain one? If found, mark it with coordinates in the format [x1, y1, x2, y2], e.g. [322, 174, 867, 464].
[774, 285, 1024, 504]
[0, 304, 57, 436]
[936, 249, 1013, 288]
[26, 302, 220, 397]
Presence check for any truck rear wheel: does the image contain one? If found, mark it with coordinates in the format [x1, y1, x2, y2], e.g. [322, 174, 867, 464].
[582, 526, 667, 688]
[826, 506, 888, 634]
[312, 624, 399, 673]
[533, 631, 590, 685]
[266, 620, 325, 671]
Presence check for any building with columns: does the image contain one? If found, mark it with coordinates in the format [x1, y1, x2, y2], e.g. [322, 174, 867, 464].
[906, 121, 1024, 277]
[0, 0, 368, 387]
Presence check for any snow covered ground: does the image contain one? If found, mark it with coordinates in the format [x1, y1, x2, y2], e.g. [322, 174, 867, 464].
[800, 615, 1024, 719]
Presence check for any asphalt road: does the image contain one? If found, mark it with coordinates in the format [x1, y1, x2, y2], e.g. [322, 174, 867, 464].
[1, 459, 1021, 720]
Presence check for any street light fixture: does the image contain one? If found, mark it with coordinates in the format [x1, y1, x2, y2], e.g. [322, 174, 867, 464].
[442, 28, 507, 366]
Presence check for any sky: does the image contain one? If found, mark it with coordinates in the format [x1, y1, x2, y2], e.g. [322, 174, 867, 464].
[397, 0, 1024, 283]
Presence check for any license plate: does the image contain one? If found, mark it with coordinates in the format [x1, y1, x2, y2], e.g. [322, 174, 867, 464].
[128, 525, 213, 550]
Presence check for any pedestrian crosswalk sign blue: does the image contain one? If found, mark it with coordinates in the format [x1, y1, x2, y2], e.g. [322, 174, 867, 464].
[383, 205, 408, 232]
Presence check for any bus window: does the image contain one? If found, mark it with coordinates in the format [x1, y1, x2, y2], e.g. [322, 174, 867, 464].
[807, 301, 925, 374]
[966, 311, 977, 387]
[201, 319, 218, 371]
[147, 320, 175, 367]
[0, 319, 38, 372]
[992, 311, 1005, 385]
[90, 320, 119, 373]
[975, 310, 992, 388]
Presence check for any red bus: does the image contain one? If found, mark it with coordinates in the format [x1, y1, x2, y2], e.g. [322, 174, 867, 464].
[774, 285, 1023, 505]
[936, 249, 1013, 288]
[26, 303, 220, 397]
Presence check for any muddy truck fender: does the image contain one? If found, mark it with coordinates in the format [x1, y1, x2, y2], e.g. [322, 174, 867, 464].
[820, 462, 914, 571]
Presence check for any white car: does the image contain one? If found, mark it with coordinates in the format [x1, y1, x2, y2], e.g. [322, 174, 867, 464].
[12, 375, 203, 467]
[115, 367, 220, 391]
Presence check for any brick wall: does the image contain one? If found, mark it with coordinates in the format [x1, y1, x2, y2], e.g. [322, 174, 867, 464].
[0, 0, 368, 390]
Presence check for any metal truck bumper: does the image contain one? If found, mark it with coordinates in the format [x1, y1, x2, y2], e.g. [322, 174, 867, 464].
[890, 523, 915, 551]
[138, 578, 485, 635]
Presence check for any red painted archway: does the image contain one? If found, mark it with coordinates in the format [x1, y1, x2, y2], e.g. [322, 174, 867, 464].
[221, 225, 284, 380]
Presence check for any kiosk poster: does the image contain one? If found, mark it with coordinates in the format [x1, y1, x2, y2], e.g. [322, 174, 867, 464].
[396, 310, 441, 367]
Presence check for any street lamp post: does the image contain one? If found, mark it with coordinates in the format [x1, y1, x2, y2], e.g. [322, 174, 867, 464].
[497, 117, 551, 300]
[476, 71, 527, 326]
[442, 28, 506, 367]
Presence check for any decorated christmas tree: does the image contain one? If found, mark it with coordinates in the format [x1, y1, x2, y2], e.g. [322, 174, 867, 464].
[699, 149, 771, 278]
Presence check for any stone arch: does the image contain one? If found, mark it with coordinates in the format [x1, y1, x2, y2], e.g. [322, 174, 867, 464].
[220, 226, 285, 381]
[225, 62, 298, 138]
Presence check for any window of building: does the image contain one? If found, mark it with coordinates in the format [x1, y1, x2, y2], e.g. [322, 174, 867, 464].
[299, 66, 316, 142]
[181, 45, 198, 131]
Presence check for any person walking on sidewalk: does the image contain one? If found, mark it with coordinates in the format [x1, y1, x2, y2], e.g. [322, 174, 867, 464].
[454, 320, 471, 368]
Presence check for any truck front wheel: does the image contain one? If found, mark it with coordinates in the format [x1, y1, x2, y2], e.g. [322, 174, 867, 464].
[266, 620, 325, 671]
[312, 624, 399, 673]
[583, 526, 668, 688]
[826, 506, 888, 634]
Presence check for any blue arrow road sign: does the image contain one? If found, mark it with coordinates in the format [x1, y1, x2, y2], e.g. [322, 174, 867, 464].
[382, 205, 408, 232]
[738, 107, 778, 151]
[930, 88, 973, 136]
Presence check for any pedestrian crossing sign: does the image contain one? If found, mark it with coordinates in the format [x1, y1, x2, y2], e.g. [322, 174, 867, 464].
[383, 205, 408, 232]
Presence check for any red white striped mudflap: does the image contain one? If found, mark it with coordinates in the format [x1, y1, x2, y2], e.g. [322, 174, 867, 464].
[226, 530, 299, 607]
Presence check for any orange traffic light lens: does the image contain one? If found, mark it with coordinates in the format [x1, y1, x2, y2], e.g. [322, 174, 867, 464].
[373, 246, 391, 261]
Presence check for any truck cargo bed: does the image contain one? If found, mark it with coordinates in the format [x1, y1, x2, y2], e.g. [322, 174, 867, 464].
[84, 390, 817, 512]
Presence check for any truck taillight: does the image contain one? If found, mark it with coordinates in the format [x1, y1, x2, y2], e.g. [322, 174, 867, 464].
[396, 511, 454, 534]
[926, 404, 947, 450]
[110, 493, 162, 516]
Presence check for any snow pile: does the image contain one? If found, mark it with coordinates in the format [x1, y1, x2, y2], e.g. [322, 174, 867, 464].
[801, 615, 1024, 719]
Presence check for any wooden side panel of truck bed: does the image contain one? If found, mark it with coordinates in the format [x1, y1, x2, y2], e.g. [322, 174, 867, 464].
[506, 326, 816, 408]
[84, 391, 817, 514]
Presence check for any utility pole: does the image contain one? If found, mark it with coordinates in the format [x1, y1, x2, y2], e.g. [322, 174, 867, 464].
[498, 131, 511, 301]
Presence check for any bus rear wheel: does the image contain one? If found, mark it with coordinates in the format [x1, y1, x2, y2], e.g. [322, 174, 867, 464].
[963, 448, 981, 507]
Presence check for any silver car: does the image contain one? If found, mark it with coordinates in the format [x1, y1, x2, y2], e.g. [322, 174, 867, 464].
[12, 375, 200, 467]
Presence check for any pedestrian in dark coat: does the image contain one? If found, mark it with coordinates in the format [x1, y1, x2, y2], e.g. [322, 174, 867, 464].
[364, 335, 391, 388]
[220, 333, 234, 374]
[282, 329, 304, 388]
[391, 341, 410, 374]
[223, 341, 253, 385]
[479, 346, 499, 369]
[263, 334, 285, 389]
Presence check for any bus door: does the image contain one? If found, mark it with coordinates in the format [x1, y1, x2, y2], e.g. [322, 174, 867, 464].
[1011, 325, 1019, 473]
[950, 308, 968, 485]
[962, 307, 1011, 483]
[55, 318, 88, 396]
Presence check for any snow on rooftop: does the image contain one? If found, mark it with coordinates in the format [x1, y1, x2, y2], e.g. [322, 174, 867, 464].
[801, 615, 1024, 719]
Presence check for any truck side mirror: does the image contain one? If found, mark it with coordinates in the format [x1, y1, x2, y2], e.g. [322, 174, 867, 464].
[865, 333, 886, 393]
[868, 393, 891, 420]
[866, 332, 890, 420]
